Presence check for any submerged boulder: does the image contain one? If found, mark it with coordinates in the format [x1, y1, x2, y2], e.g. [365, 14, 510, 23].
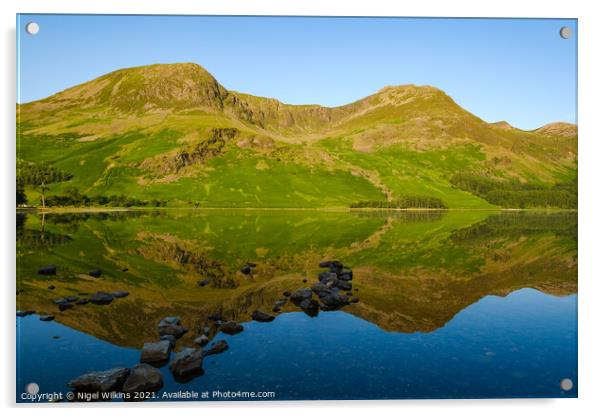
[67, 367, 130, 393]
[311, 282, 332, 298]
[157, 316, 188, 339]
[194, 335, 210, 346]
[169, 348, 204, 380]
[220, 321, 243, 335]
[290, 288, 312, 304]
[140, 340, 171, 364]
[90, 291, 113, 305]
[122, 364, 164, 398]
[204, 340, 229, 357]
[159, 334, 177, 348]
[299, 298, 320, 317]
[251, 310, 275, 322]
[319, 291, 349, 310]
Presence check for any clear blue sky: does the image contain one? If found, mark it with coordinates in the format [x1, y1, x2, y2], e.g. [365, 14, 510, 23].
[17, 15, 577, 130]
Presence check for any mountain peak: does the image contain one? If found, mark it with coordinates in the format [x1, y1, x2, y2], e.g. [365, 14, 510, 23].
[490, 120, 515, 130]
[34, 62, 228, 112]
[534, 122, 577, 138]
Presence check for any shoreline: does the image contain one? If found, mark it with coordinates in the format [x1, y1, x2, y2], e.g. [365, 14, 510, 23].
[15, 206, 577, 214]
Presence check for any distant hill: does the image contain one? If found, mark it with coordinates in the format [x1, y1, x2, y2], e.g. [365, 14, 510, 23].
[17, 63, 577, 208]
[534, 122, 578, 138]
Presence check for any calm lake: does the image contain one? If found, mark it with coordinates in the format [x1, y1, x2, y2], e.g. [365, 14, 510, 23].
[16, 210, 578, 401]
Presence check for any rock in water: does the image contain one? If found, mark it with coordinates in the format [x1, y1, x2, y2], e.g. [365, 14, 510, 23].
[159, 334, 177, 348]
[290, 288, 312, 305]
[169, 348, 204, 380]
[204, 340, 229, 356]
[122, 364, 164, 398]
[58, 303, 74, 311]
[89, 269, 102, 278]
[67, 367, 130, 393]
[38, 265, 57, 275]
[140, 340, 171, 364]
[197, 279, 210, 287]
[251, 310, 276, 322]
[16, 310, 35, 317]
[319, 271, 337, 282]
[75, 298, 90, 305]
[65, 296, 79, 303]
[160, 316, 181, 326]
[157, 316, 188, 339]
[311, 282, 332, 298]
[194, 335, 209, 346]
[112, 291, 129, 298]
[319, 291, 349, 310]
[90, 291, 114, 305]
[39, 315, 55, 321]
[299, 298, 320, 317]
[338, 272, 352, 281]
[220, 321, 244, 335]
[335, 280, 352, 291]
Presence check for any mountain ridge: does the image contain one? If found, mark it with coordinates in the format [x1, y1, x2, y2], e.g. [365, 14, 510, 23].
[17, 62, 577, 209]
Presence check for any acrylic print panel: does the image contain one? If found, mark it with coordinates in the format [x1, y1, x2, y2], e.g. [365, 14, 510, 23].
[16, 14, 578, 402]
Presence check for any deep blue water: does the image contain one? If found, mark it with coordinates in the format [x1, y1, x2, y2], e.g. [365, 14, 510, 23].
[16, 288, 577, 402]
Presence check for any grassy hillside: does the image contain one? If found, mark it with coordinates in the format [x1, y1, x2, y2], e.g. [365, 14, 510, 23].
[17, 63, 577, 208]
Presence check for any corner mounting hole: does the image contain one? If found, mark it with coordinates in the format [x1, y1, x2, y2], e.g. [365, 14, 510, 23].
[25, 22, 39, 35]
[560, 378, 573, 391]
[559, 26, 571, 39]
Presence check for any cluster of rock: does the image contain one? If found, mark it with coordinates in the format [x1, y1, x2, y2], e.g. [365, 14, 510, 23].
[284, 261, 359, 317]
[246, 260, 359, 321]
[63, 260, 358, 401]
[16, 265, 130, 320]
[67, 364, 163, 401]
[67, 314, 235, 399]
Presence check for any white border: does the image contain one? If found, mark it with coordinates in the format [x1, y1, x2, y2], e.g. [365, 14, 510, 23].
[2, 1, 601, 415]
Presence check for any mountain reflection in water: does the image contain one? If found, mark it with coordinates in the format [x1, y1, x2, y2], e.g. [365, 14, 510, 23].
[16, 210, 577, 400]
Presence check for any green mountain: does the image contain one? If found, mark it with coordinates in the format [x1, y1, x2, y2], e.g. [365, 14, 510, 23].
[17, 63, 577, 208]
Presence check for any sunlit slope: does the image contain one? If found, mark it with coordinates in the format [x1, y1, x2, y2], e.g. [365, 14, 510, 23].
[17, 63, 576, 208]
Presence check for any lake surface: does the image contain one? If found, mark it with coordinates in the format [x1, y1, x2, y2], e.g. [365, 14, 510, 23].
[16, 210, 578, 401]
